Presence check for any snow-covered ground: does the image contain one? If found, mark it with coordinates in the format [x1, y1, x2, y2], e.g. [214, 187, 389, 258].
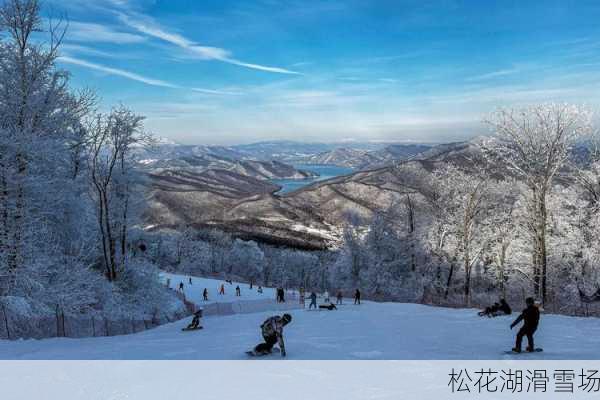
[2, 295, 600, 359]
[160, 272, 278, 304]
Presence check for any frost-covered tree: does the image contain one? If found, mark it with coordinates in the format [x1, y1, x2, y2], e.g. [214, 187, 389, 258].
[227, 239, 264, 283]
[0, 0, 93, 297]
[423, 165, 494, 304]
[484, 104, 592, 305]
[86, 107, 149, 281]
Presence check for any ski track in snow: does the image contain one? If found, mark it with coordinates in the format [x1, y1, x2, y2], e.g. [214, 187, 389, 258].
[1, 274, 599, 360]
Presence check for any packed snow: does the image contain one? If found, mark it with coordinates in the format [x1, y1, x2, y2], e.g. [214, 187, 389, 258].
[160, 272, 278, 304]
[1, 274, 600, 360]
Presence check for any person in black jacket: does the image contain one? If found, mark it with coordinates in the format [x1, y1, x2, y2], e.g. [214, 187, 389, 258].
[499, 299, 512, 315]
[510, 297, 540, 352]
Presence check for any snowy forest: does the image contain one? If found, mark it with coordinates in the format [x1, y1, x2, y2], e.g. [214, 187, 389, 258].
[2, 0, 600, 342]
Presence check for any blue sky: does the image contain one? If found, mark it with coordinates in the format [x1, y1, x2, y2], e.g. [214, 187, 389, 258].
[45, 0, 600, 144]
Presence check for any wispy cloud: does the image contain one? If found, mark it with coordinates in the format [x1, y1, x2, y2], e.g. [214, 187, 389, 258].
[466, 67, 521, 82]
[59, 56, 178, 88]
[191, 87, 243, 96]
[59, 56, 244, 95]
[66, 21, 146, 44]
[61, 43, 121, 59]
[118, 13, 301, 75]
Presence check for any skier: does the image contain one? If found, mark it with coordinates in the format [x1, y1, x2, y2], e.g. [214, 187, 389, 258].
[179, 282, 184, 292]
[251, 313, 292, 357]
[354, 289, 361, 305]
[203, 288, 208, 301]
[236, 285, 241, 296]
[323, 290, 330, 303]
[219, 283, 225, 295]
[189, 277, 192, 285]
[510, 297, 540, 353]
[309, 291, 317, 309]
[336, 290, 343, 305]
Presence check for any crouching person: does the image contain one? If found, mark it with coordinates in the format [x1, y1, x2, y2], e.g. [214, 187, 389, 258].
[183, 309, 203, 331]
[252, 313, 292, 357]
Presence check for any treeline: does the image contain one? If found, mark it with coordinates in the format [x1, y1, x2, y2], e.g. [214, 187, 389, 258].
[139, 228, 334, 291]
[0, 0, 178, 324]
[332, 105, 600, 316]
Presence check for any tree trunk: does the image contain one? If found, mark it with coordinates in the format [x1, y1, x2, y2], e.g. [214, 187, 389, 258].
[444, 261, 455, 299]
[0, 153, 9, 295]
[406, 194, 416, 271]
[7, 153, 26, 289]
[539, 191, 548, 306]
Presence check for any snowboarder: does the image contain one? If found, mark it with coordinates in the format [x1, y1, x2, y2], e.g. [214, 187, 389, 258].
[257, 286, 263, 294]
[478, 302, 500, 317]
[189, 277, 192, 285]
[510, 297, 540, 353]
[219, 284, 225, 295]
[250, 313, 292, 357]
[236, 285, 241, 296]
[336, 290, 343, 305]
[250, 281, 253, 289]
[479, 299, 512, 317]
[183, 310, 203, 331]
[203, 288, 209, 301]
[354, 289, 361, 305]
[323, 290, 330, 303]
[179, 282, 184, 291]
[319, 303, 337, 310]
[166, 278, 171, 288]
[309, 291, 317, 309]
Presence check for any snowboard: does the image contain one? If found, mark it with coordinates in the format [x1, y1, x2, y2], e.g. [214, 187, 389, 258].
[181, 326, 203, 331]
[504, 348, 543, 354]
[246, 347, 281, 357]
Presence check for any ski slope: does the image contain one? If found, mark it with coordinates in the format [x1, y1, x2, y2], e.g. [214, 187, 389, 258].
[2, 295, 600, 359]
[160, 272, 279, 304]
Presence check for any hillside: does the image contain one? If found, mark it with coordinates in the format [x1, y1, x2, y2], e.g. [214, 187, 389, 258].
[288, 143, 432, 169]
[142, 140, 477, 249]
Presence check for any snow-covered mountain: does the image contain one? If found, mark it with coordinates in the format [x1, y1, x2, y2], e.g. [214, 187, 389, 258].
[287, 144, 432, 169]
[136, 140, 318, 182]
[141, 139, 480, 249]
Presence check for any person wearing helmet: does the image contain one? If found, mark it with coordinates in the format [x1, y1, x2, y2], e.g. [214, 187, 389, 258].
[252, 313, 292, 357]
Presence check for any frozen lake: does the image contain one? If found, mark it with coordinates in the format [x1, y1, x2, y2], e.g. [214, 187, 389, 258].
[271, 164, 353, 194]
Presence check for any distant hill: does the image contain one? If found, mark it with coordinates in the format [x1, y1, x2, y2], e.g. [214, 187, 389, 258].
[289, 143, 432, 169]
[140, 139, 481, 249]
